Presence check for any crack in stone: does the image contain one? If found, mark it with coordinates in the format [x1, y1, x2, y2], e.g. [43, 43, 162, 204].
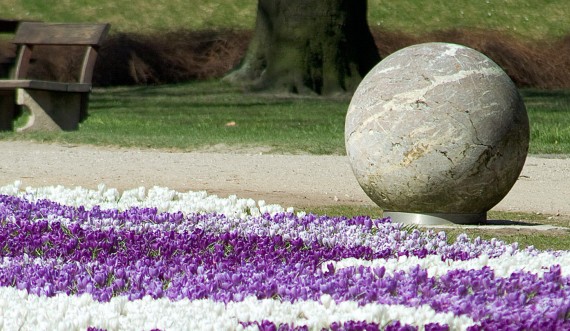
[437, 149, 454, 165]
[468, 116, 484, 145]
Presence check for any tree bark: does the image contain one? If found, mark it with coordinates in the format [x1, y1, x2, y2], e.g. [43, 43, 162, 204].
[224, 0, 380, 96]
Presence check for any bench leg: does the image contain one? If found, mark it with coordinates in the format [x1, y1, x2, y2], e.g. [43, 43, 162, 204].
[17, 89, 82, 132]
[0, 90, 16, 131]
[80, 93, 90, 122]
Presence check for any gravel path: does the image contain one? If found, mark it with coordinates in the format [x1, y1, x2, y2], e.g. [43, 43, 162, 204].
[1, 141, 569, 218]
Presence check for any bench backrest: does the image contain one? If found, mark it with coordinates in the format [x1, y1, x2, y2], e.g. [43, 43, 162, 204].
[12, 22, 110, 83]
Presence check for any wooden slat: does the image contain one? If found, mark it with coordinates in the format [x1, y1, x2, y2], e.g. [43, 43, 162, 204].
[0, 79, 30, 89]
[0, 79, 91, 92]
[12, 22, 110, 46]
[79, 46, 98, 83]
[65, 82, 92, 92]
[13, 45, 32, 79]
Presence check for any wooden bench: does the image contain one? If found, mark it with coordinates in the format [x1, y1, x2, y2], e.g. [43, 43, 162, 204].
[0, 22, 110, 131]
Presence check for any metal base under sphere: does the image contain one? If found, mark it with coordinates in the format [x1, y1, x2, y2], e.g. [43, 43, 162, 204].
[383, 211, 487, 225]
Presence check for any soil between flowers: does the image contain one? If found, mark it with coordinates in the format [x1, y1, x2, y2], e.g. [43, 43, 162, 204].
[0, 141, 569, 219]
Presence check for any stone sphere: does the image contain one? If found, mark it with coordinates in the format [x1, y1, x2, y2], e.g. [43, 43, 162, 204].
[345, 42, 529, 217]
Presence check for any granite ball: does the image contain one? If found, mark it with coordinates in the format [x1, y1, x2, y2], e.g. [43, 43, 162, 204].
[345, 42, 529, 219]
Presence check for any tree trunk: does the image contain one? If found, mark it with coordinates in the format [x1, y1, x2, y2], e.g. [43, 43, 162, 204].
[224, 0, 380, 96]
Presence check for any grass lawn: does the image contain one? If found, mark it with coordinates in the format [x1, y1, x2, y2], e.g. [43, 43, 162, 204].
[2, 80, 568, 156]
[1, 0, 568, 40]
[4, 81, 348, 155]
[524, 90, 570, 154]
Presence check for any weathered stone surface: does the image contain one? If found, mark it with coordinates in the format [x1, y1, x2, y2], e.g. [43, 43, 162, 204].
[345, 42, 529, 216]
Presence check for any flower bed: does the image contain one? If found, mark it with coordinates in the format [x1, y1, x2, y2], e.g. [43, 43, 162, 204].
[0, 182, 569, 330]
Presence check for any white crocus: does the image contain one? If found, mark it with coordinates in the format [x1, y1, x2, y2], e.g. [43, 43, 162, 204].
[324, 250, 570, 278]
[0, 182, 293, 219]
[0, 288, 477, 331]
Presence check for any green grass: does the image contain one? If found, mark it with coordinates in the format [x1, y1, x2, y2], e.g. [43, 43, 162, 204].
[5, 80, 347, 154]
[523, 90, 570, 154]
[303, 205, 384, 220]
[2, 81, 568, 156]
[368, 0, 569, 40]
[1, 0, 568, 39]
[0, 1, 256, 33]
